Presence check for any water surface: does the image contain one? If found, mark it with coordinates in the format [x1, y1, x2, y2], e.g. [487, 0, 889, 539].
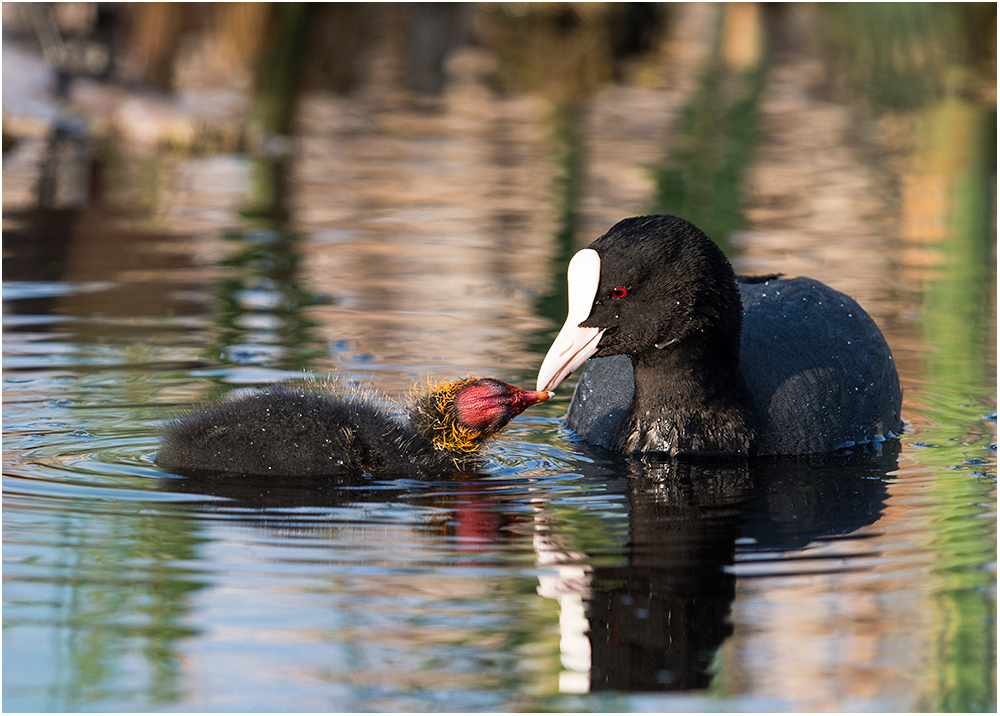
[3, 4, 996, 712]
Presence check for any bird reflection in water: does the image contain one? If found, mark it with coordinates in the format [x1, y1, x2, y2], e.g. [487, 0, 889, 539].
[534, 447, 897, 693]
[164, 445, 897, 693]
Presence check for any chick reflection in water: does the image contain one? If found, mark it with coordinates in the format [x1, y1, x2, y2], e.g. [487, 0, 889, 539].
[157, 377, 551, 478]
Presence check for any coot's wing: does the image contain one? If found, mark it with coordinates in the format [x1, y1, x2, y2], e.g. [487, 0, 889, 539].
[566, 354, 633, 450]
[738, 277, 902, 455]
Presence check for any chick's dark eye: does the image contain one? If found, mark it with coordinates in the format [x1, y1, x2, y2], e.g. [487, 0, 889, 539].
[611, 287, 628, 299]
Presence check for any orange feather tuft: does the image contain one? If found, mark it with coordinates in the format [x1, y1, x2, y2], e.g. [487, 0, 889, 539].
[409, 377, 487, 453]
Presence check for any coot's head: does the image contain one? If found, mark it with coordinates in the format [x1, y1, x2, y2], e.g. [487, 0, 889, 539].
[537, 215, 743, 392]
[412, 377, 552, 453]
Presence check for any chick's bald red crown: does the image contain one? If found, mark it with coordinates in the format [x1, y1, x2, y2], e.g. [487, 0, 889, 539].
[453, 378, 551, 435]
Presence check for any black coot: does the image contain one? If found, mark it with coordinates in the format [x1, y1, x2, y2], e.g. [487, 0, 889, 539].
[157, 377, 551, 476]
[536, 215, 902, 457]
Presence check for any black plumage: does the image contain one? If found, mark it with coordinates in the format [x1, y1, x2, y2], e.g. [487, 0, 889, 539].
[157, 378, 550, 477]
[538, 215, 903, 457]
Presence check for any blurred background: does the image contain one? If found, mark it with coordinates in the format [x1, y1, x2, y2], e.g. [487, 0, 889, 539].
[4, 2, 996, 359]
[2, 2, 996, 712]
[2, 2, 996, 386]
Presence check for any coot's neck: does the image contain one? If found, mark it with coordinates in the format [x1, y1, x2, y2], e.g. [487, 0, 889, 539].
[616, 338, 753, 456]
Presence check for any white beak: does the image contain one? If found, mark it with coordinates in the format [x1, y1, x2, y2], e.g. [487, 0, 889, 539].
[536, 249, 605, 392]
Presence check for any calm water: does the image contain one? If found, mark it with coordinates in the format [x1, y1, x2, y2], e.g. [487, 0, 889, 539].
[3, 5, 996, 712]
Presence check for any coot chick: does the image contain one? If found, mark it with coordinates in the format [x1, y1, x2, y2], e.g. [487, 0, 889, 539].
[157, 377, 551, 476]
[537, 215, 902, 457]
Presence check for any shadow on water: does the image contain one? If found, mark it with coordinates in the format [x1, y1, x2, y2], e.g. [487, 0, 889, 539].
[164, 444, 897, 694]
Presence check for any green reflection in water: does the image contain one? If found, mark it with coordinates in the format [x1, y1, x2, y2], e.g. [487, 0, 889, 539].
[208, 156, 327, 381]
[6, 508, 204, 710]
[820, 3, 995, 112]
[532, 100, 582, 341]
[251, 3, 312, 137]
[651, 15, 765, 257]
[908, 99, 997, 713]
[808, 11, 997, 705]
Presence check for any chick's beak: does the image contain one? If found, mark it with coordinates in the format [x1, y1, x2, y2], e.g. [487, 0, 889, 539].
[507, 385, 553, 418]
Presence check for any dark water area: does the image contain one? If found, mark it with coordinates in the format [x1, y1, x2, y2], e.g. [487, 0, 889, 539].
[3, 3, 996, 712]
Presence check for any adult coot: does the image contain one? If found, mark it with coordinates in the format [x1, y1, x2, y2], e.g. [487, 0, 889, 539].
[536, 215, 902, 457]
[157, 377, 551, 476]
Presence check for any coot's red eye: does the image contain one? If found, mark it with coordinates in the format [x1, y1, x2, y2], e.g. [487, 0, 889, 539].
[611, 287, 628, 299]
